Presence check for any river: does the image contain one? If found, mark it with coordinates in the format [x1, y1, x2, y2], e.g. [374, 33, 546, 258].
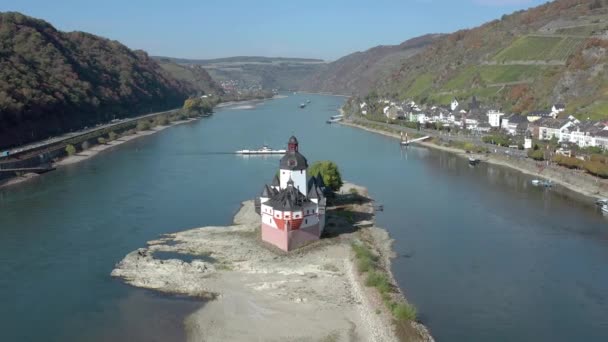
[1, 94, 607, 341]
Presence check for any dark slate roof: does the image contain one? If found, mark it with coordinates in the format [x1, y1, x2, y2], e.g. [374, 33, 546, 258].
[469, 96, 480, 110]
[265, 183, 311, 211]
[554, 104, 565, 109]
[280, 151, 308, 171]
[288, 136, 298, 145]
[528, 110, 552, 117]
[315, 172, 326, 189]
[307, 185, 321, 199]
[507, 115, 527, 124]
[271, 174, 280, 186]
[537, 117, 566, 129]
[260, 184, 272, 197]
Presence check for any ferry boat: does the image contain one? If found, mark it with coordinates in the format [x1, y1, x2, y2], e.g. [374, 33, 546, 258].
[235, 145, 286, 155]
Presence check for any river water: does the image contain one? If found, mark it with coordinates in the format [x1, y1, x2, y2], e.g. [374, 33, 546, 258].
[1, 94, 607, 341]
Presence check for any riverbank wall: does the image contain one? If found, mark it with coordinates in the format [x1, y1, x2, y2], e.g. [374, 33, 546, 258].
[339, 119, 608, 201]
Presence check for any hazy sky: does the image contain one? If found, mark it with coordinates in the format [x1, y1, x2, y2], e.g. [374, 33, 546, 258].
[3, 0, 547, 60]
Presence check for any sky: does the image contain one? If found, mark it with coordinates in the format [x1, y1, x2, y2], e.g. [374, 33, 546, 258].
[2, 0, 548, 61]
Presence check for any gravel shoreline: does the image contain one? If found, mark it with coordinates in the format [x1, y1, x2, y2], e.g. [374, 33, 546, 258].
[111, 184, 434, 342]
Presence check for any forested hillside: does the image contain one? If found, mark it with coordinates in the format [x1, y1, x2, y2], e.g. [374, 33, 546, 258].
[300, 34, 441, 95]
[369, 0, 608, 118]
[0, 12, 196, 149]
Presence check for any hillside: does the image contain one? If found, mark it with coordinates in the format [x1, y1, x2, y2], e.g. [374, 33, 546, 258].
[156, 58, 224, 95]
[0, 12, 195, 149]
[300, 34, 441, 95]
[155, 56, 326, 91]
[370, 0, 608, 118]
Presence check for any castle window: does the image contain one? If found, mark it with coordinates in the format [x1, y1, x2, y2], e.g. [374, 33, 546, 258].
[305, 219, 308, 224]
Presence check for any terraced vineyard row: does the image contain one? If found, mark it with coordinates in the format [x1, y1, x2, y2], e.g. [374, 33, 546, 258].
[494, 35, 584, 62]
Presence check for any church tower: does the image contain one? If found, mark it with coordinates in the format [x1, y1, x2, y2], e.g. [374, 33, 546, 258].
[279, 136, 308, 195]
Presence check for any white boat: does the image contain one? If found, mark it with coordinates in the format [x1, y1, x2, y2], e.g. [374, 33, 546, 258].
[299, 103, 306, 109]
[326, 118, 342, 124]
[468, 157, 480, 165]
[235, 145, 286, 155]
[595, 198, 608, 206]
[531, 179, 541, 186]
[601, 204, 608, 214]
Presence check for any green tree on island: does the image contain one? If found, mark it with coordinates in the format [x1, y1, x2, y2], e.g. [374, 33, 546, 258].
[309, 161, 343, 192]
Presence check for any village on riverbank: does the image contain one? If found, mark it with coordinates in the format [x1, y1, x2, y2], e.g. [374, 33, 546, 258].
[342, 95, 608, 200]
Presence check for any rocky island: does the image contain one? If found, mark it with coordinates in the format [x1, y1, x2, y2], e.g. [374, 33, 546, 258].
[111, 182, 433, 342]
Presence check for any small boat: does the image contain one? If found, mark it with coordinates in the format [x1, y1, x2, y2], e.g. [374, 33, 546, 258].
[299, 103, 306, 109]
[306, 99, 311, 103]
[541, 180, 553, 187]
[326, 118, 342, 124]
[531, 179, 541, 186]
[235, 145, 286, 155]
[595, 198, 608, 206]
[468, 157, 480, 165]
[601, 204, 608, 214]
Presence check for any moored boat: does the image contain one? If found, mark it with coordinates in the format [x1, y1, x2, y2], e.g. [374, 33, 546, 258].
[601, 204, 608, 214]
[595, 198, 608, 206]
[468, 157, 480, 165]
[235, 145, 286, 155]
[299, 103, 306, 109]
[531, 179, 541, 186]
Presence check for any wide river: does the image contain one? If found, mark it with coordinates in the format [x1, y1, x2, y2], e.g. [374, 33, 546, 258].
[1, 94, 607, 341]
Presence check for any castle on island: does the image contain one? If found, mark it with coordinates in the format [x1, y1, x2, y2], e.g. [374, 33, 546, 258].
[256, 136, 327, 251]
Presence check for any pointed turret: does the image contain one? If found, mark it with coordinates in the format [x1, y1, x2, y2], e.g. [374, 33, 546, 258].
[271, 174, 280, 188]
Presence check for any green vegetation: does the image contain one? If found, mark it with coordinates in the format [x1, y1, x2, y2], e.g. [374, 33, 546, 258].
[154, 116, 170, 126]
[482, 134, 512, 147]
[351, 242, 417, 322]
[136, 120, 152, 131]
[528, 150, 545, 161]
[309, 161, 343, 192]
[97, 137, 106, 145]
[183, 97, 217, 116]
[65, 144, 76, 156]
[494, 35, 583, 62]
[553, 155, 583, 169]
[404, 73, 434, 97]
[584, 160, 608, 178]
[108, 132, 118, 141]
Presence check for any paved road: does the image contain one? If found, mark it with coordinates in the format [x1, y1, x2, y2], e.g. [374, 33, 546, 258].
[1, 108, 179, 161]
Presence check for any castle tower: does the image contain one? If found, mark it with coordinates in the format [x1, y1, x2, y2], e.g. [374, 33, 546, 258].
[279, 136, 308, 194]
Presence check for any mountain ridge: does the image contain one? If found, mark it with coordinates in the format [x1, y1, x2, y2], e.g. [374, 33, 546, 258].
[299, 34, 442, 96]
[0, 12, 219, 149]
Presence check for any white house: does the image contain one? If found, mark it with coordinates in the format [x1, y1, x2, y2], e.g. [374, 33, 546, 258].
[551, 104, 565, 117]
[450, 98, 459, 112]
[487, 110, 505, 128]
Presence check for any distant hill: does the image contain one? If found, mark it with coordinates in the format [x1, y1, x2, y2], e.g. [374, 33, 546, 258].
[299, 34, 441, 95]
[0, 12, 197, 149]
[155, 56, 327, 91]
[371, 0, 608, 119]
[156, 58, 224, 95]
[159, 56, 324, 65]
